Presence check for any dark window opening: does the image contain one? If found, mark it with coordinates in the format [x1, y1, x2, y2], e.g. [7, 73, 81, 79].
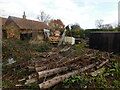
[20, 33, 32, 40]
[2, 30, 7, 39]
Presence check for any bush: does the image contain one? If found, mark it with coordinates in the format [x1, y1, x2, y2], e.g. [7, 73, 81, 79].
[2, 39, 34, 64]
[84, 29, 118, 38]
[66, 30, 85, 38]
[34, 41, 51, 52]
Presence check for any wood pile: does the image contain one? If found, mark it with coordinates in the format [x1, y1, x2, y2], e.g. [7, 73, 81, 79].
[25, 49, 112, 89]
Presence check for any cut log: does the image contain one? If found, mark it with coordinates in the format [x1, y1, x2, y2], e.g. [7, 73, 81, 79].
[97, 59, 109, 68]
[36, 66, 48, 72]
[39, 62, 99, 89]
[36, 62, 57, 72]
[38, 67, 68, 79]
[25, 78, 37, 85]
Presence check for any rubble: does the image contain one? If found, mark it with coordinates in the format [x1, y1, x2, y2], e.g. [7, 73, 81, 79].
[25, 47, 114, 89]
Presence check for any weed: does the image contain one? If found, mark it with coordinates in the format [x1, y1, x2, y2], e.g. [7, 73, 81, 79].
[63, 62, 120, 88]
[2, 80, 15, 88]
[34, 42, 51, 52]
[63, 74, 89, 88]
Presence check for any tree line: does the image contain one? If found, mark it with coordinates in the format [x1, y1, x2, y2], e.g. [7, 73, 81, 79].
[37, 11, 119, 39]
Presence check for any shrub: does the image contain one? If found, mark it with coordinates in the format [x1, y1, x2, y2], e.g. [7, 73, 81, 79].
[34, 41, 51, 52]
[2, 39, 33, 64]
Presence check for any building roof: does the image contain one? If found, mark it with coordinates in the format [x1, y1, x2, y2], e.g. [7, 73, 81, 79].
[7, 16, 49, 30]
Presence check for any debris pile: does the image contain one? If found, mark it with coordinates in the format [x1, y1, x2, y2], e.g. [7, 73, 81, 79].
[2, 41, 120, 89]
[24, 47, 116, 89]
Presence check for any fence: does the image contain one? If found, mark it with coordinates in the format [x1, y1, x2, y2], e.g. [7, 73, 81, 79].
[89, 32, 120, 54]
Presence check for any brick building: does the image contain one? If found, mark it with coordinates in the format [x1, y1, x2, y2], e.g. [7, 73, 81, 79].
[3, 12, 49, 40]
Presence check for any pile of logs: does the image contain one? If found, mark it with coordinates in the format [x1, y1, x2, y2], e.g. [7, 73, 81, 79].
[31, 51, 110, 89]
[39, 62, 99, 88]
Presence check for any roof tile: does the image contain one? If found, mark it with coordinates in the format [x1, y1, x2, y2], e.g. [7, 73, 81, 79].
[9, 16, 49, 30]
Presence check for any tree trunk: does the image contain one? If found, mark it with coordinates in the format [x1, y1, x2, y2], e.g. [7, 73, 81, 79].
[39, 62, 98, 89]
[38, 67, 68, 79]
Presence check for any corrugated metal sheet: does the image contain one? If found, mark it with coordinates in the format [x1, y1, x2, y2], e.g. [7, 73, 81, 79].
[89, 32, 120, 54]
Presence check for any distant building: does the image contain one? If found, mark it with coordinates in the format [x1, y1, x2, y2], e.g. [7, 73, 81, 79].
[1, 17, 7, 38]
[3, 12, 49, 40]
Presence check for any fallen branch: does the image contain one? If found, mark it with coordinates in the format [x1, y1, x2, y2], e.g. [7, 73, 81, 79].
[39, 62, 99, 89]
[91, 68, 105, 76]
[36, 66, 48, 72]
[97, 59, 109, 69]
[25, 78, 37, 85]
[36, 62, 56, 72]
[60, 47, 71, 52]
[36, 55, 85, 72]
[60, 55, 86, 66]
[38, 67, 68, 79]
[57, 50, 74, 63]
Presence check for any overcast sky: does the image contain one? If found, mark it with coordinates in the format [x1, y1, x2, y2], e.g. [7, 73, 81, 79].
[0, 0, 119, 29]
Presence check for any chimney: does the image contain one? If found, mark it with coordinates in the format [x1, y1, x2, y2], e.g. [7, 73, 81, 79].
[23, 11, 26, 19]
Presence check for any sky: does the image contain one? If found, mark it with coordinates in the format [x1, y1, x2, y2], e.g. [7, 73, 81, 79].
[0, 0, 119, 29]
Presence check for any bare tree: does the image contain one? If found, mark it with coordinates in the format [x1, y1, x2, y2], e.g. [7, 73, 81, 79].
[37, 11, 51, 23]
[101, 24, 113, 29]
[112, 23, 118, 29]
[95, 19, 104, 29]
